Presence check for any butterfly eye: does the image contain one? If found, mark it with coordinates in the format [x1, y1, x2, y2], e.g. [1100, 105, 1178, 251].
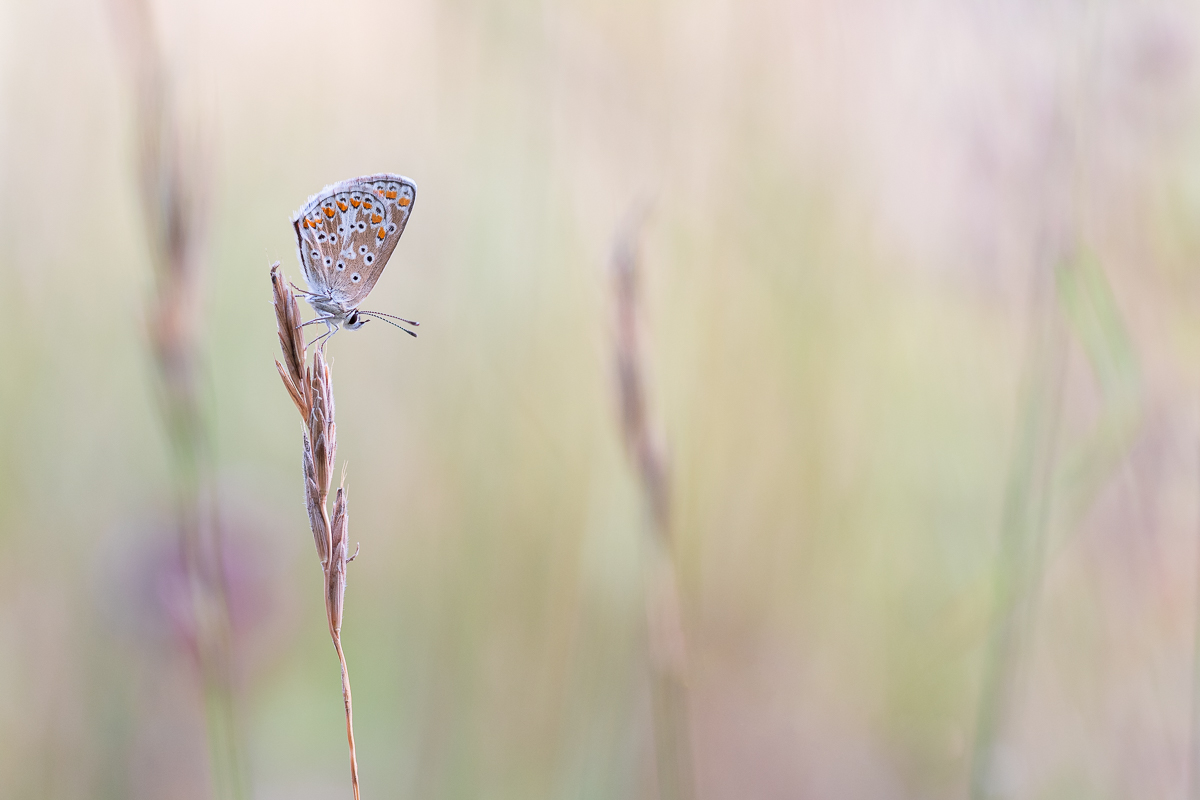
[365, 254, 374, 264]
[351, 273, 361, 282]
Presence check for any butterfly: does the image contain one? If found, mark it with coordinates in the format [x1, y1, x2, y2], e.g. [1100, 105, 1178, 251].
[291, 173, 419, 346]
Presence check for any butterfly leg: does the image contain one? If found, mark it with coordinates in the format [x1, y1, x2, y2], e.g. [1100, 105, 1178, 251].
[307, 323, 337, 351]
[296, 315, 339, 330]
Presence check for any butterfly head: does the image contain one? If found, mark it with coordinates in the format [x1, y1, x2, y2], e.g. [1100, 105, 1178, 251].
[343, 309, 369, 331]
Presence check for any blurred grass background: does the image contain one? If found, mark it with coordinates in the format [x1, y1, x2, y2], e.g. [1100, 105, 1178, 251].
[3, 0, 1200, 798]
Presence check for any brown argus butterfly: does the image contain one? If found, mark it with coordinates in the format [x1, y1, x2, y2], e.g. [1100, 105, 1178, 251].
[290, 173, 419, 346]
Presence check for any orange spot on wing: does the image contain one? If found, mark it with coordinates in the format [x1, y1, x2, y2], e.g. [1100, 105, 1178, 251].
[302, 218, 311, 228]
[371, 213, 382, 224]
[350, 198, 361, 207]
[323, 207, 335, 218]
[398, 197, 410, 207]
[377, 227, 386, 240]
[337, 200, 348, 212]
[363, 201, 372, 209]
[385, 190, 397, 199]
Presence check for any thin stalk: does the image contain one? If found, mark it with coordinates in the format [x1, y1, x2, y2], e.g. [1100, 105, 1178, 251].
[334, 636, 361, 800]
[1189, 445, 1200, 800]
[969, 255, 1068, 800]
[611, 213, 696, 800]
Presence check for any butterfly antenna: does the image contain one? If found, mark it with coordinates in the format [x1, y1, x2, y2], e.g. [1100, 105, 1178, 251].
[359, 310, 419, 327]
[359, 312, 417, 337]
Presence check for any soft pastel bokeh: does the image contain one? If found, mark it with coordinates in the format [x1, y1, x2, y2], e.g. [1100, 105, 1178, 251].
[2, 1, 1200, 798]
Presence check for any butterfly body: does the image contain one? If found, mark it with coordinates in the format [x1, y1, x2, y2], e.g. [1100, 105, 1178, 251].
[291, 173, 417, 340]
[304, 295, 368, 331]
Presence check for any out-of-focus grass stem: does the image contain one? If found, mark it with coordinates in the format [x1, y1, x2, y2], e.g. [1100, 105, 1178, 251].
[969, 205, 1144, 800]
[969, 255, 1068, 800]
[1189, 450, 1200, 800]
[108, 1, 246, 798]
[611, 214, 695, 800]
[971, 244, 1144, 798]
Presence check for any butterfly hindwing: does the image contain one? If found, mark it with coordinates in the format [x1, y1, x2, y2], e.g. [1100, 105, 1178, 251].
[327, 177, 415, 306]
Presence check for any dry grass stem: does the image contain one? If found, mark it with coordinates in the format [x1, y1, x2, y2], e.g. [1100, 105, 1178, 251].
[272, 265, 311, 417]
[614, 232, 670, 534]
[270, 263, 361, 800]
[611, 217, 695, 800]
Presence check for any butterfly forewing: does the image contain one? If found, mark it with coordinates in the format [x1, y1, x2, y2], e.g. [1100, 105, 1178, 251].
[293, 212, 335, 295]
[291, 174, 417, 308]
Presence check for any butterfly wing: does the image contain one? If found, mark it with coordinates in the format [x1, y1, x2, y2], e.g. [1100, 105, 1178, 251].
[290, 174, 416, 308]
[292, 181, 355, 295]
